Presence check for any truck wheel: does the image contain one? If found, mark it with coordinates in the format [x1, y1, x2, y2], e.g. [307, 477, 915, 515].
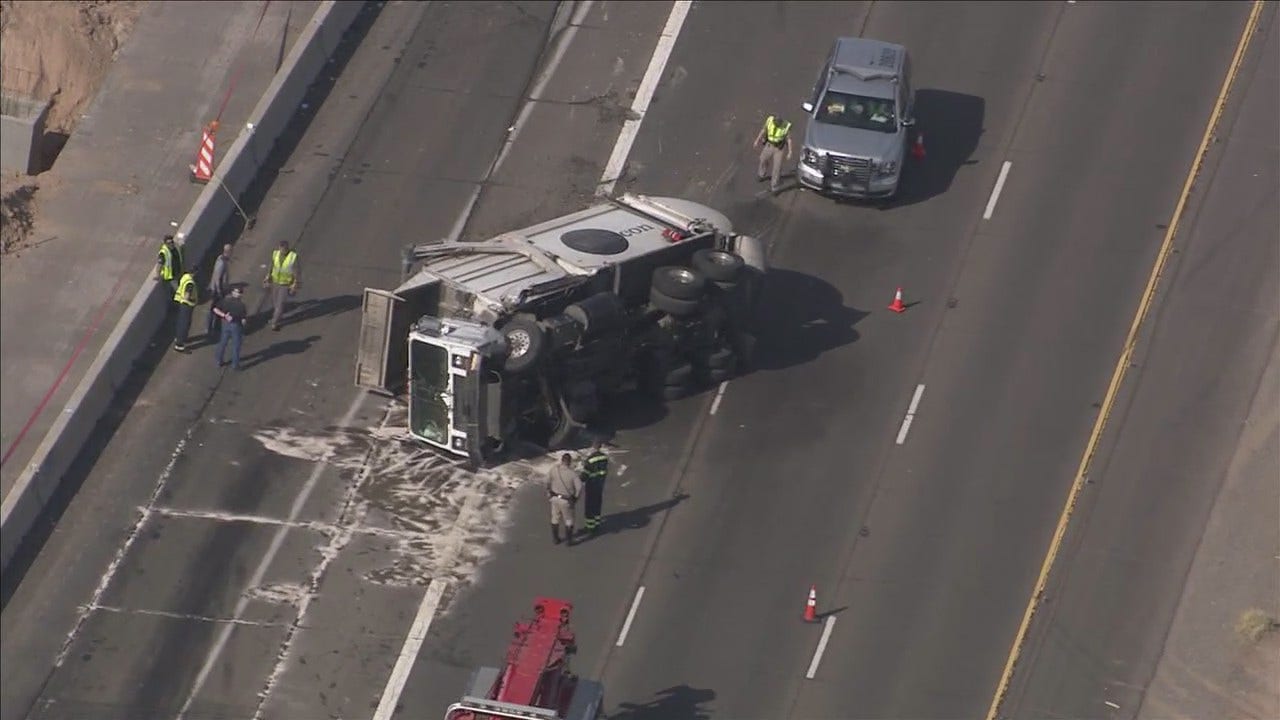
[706, 346, 736, 370]
[501, 314, 545, 374]
[712, 279, 738, 295]
[664, 362, 694, 386]
[707, 367, 733, 384]
[661, 383, 690, 401]
[692, 249, 744, 283]
[650, 287, 699, 317]
[652, 266, 707, 301]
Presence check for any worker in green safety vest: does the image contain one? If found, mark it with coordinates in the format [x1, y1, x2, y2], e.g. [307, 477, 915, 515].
[262, 240, 300, 331]
[155, 234, 184, 295]
[754, 114, 793, 195]
[172, 263, 199, 353]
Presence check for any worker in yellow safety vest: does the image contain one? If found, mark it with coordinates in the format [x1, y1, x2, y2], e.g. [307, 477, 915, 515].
[172, 263, 199, 353]
[753, 115, 793, 195]
[262, 240, 300, 331]
[154, 234, 184, 294]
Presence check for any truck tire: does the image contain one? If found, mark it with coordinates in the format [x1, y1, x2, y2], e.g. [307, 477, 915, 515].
[664, 362, 694, 386]
[649, 287, 699, 317]
[706, 346, 736, 370]
[501, 314, 545, 374]
[661, 383, 690, 401]
[565, 292, 626, 336]
[707, 366, 733, 384]
[652, 266, 707, 301]
[692, 249, 744, 283]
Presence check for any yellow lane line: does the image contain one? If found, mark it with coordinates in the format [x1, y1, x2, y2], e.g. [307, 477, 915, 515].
[984, 2, 1269, 718]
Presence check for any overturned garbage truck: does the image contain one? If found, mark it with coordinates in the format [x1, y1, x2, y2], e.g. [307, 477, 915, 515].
[354, 193, 767, 466]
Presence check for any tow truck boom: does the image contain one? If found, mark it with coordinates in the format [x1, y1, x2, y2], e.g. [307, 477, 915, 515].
[444, 598, 603, 720]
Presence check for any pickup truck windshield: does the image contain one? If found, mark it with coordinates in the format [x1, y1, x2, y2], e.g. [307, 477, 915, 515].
[815, 90, 897, 133]
[409, 338, 450, 445]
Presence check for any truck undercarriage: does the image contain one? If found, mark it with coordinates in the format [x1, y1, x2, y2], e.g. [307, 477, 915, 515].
[355, 194, 766, 465]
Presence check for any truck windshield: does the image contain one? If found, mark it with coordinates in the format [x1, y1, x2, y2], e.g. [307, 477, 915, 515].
[816, 90, 897, 133]
[408, 338, 450, 445]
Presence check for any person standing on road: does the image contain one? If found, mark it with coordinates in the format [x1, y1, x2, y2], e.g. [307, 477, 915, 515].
[214, 286, 248, 370]
[155, 234, 183, 295]
[262, 240, 300, 331]
[172, 263, 199, 353]
[581, 441, 609, 536]
[545, 453, 583, 546]
[754, 114, 793, 195]
[206, 243, 233, 338]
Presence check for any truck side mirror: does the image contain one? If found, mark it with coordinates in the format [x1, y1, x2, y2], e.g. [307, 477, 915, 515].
[900, 117, 915, 127]
[802, 101, 814, 113]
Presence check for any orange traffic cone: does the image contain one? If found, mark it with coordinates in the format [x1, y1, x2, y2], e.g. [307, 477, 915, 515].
[804, 585, 818, 623]
[888, 287, 907, 313]
[190, 121, 218, 183]
[910, 132, 926, 161]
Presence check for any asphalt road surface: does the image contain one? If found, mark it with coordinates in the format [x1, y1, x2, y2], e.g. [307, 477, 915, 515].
[0, 1, 1268, 720]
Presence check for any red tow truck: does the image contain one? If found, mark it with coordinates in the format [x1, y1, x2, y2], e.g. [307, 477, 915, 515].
[444, 598, 604, 720]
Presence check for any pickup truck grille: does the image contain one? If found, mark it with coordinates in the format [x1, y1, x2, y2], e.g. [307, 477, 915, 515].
[828, 154, 872, 184]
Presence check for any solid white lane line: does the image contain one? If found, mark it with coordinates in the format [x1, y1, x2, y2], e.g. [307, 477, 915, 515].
[896, 384, 925, 445]
[615, 586, 646, 647]
[805, 616, 837, 680]
[176, 393, 369, 720]
[373, 579, 447, 720]
[906, 383, 926, 416]
[983, 161, 1013, 220]
[597, 0, 693, 195]
[709, 381, 729, 415]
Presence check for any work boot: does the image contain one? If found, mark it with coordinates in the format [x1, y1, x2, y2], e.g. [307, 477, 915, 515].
[564, 526, 575, 546]
[551, 524, 561, 545]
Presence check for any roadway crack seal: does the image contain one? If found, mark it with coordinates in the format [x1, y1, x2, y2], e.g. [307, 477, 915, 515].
[27, 372, 225, 720]
[983, 3, 1269, 719]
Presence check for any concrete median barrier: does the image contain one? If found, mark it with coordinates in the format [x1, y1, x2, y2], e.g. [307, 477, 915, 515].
[0, 0, 368, 572]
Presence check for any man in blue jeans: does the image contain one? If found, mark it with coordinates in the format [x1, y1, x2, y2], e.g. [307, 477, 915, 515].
[214, 286, 248, 370]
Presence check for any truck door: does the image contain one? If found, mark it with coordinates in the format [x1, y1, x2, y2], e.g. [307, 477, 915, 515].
[354, 282, 437, 395]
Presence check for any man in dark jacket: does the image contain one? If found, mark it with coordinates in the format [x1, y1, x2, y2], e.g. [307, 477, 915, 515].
[581, 441, 609, 535]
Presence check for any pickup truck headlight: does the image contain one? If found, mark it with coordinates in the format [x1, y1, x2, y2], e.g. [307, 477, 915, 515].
[875, 160, 898, 176]
[801, 147, 819, 167]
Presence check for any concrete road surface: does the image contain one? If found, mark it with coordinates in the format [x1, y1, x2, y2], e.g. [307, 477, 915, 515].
[0, 1, 1268, 720]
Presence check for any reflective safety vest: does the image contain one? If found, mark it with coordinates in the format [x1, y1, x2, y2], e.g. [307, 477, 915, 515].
[270, 249, 298, 286]
[583, 451, 609, 480]
[765, 116, 791, 146]
[158, 243, 182, 281]
[174, 272, 198, 306]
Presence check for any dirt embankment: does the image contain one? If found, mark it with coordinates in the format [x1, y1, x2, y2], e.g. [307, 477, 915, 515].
[1, 0, 143, 256]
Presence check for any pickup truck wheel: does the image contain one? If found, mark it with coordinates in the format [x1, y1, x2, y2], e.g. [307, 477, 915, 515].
[652, 266, 707, 300]
[692, 249, 744, 283]
[650, 287, 699, 317]
[501, 315, 545, 374]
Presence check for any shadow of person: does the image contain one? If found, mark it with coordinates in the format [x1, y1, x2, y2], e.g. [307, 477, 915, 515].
[577, 492, 690, 543]
[608, 685, 716, 720]
[240, 335, 321, 369]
